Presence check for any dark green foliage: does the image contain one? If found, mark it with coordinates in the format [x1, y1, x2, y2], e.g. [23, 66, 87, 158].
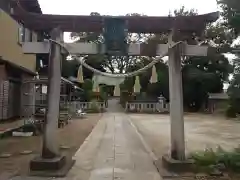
[119, 91, 132, 107]
[217, 0, 240, 36]
[227, 65, 240, 117]
[182, 53, 232, 111]
[191, 147, 240, 173]
[148, 62, 170, 99]
[82, 79, 93, 101]
[218, 0, 240, 116]
[99, 85, 108, 102]
[191, 148, 218, 167]
[146, 82, 169, 100]
[119, 81, 134, 106]
[225, 105, 237, 118]
[82, 79, 93, 91]
[61, 58, 80, 78]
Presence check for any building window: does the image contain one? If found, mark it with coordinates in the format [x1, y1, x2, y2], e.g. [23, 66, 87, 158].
[18, 25, 34, 44]
[18, 24, 25, 45]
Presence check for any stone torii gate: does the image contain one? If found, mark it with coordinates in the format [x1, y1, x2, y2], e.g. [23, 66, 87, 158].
[11, 0, 219, 174]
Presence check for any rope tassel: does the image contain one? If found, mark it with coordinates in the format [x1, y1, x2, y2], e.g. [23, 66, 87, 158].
[134, 76, 141, 93]
[77, 65, 84, 83]
[150, 65, 158, 83]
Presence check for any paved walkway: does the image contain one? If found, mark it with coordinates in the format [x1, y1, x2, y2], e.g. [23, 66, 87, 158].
[65, 112, 162, 180]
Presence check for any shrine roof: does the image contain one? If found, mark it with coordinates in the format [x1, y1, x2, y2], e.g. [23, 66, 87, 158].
[12, 1, 219, 33]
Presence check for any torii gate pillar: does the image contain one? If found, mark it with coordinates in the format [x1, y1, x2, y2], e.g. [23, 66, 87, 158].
[158, 31, 194, 172]
[30, 28, 67, 173]
[168, 35, 185, 160]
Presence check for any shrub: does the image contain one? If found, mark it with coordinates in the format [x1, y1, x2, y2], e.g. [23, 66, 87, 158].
[87, 100, 101, 113]
[82, 79, 93, 101]
[191, 146, 240, 173]
[225, 105, 237, 118]
[82, 79, 93, 91]
[120, 91, 133, 107]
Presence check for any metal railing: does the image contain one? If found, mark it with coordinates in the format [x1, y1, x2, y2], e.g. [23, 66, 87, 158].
[69, 101, 106, 113]
[125, 102, 169, 113]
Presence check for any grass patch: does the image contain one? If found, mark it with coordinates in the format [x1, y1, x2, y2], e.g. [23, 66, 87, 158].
[190, 146, 240, 174]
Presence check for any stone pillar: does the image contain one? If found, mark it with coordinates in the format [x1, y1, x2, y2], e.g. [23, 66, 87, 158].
[30, 28, 66, 172]
[41, 28, 62, 158]
[168, 42, 185, 160]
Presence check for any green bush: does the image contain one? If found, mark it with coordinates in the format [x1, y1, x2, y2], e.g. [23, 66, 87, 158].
[191, 146, 240, 173]
[120, 90, 133, 107]
[82, 79, 93, 101]
[99, 85, 108, 102]
[225, 105, 237, 118]
[191, 148, 218, 167]
[87, 100, 101, 113]
[82, 79, 93, 91]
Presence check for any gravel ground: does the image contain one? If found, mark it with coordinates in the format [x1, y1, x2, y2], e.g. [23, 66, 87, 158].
[129, 113, 240, 180]
[0, 114, 102, 177]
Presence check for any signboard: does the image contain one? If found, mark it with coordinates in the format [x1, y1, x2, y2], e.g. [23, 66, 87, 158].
[103, 18, 128, 55]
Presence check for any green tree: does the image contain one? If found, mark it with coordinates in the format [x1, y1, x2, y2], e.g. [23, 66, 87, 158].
[217, 0, 240, 36]
[82, 79, 93, 101]
[171, 7, 233, 110]
[218, 0, 240, 116]
[146, 61, 169, 99]
[227, 49, 240, 116]
[61, 58, 79, 78]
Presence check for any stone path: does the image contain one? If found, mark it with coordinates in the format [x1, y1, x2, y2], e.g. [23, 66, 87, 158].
[63, 112, 162, 180]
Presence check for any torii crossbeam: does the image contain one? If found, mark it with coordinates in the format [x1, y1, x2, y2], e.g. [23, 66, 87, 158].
[11, 0, 218, 34]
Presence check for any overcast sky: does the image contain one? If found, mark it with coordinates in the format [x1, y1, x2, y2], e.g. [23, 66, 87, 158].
[38, 0, 219, 41]
[38, 0, 219, 16]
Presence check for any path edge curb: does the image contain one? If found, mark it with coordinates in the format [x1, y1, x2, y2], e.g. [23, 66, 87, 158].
[127, 116, 158, 161]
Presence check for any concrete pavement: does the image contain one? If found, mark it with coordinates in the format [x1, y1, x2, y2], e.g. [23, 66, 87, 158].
[63, 112, 162, 180]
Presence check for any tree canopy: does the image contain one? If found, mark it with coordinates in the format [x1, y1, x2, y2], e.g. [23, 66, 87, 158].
[217, 0, 240, 116]
[217, 0, 240, 36]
